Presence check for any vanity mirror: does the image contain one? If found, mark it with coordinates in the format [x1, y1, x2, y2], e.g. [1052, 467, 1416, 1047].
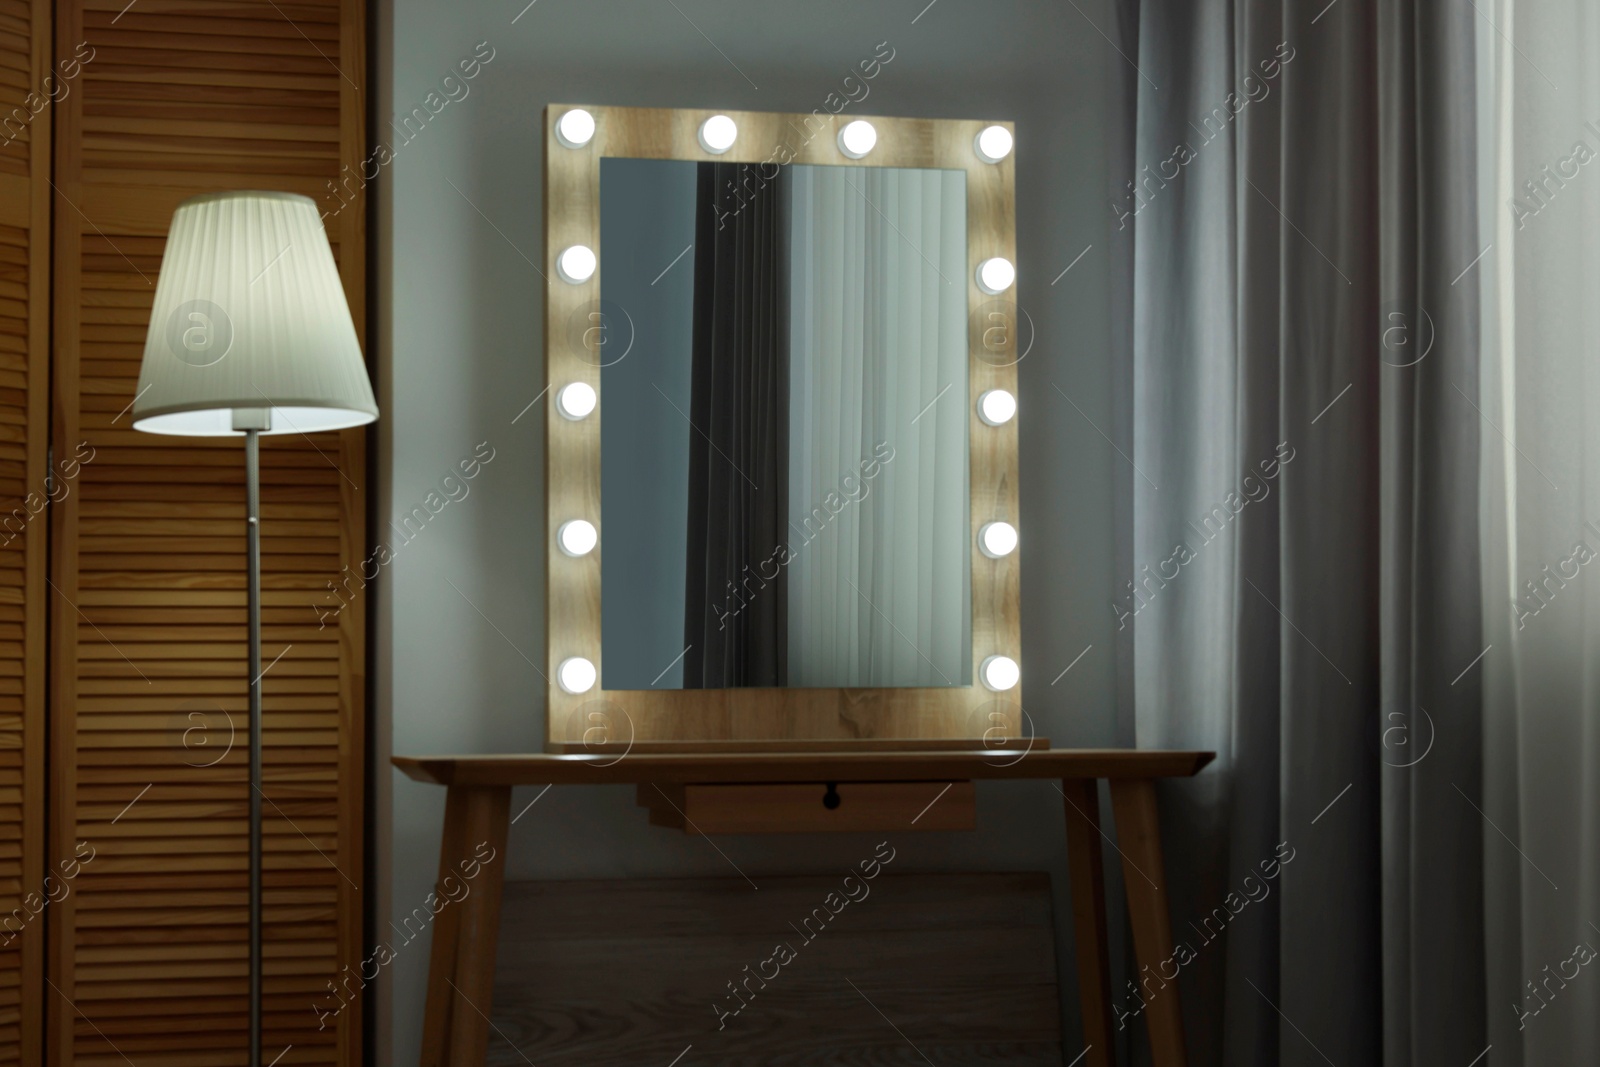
[545, 105, 1018, 748]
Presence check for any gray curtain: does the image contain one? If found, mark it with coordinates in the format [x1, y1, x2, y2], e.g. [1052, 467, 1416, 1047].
[1120, 2, 1484, 1065]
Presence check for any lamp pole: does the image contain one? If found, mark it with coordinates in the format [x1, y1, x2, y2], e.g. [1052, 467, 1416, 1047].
[240, 415, 267, 1067]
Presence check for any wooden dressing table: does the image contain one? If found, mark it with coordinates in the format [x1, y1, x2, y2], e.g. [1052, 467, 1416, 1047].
[396, 746, 1213, 1067]
[471, 101, 1215, 1067]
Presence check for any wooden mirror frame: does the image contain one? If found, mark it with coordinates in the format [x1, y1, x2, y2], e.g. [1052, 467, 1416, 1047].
[543, 104, 1018, 750]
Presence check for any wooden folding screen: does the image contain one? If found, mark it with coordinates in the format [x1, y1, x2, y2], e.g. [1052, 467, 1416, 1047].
[47, 2, 367, 1064]
[0, 0, 51, 1061]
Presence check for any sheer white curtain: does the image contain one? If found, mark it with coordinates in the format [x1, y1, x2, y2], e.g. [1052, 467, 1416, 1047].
[785, 165, 969, 687]
[1477, 2, 1600, 1060]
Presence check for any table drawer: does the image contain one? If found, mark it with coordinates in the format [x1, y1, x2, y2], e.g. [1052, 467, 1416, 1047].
[637, 780, 975, 833]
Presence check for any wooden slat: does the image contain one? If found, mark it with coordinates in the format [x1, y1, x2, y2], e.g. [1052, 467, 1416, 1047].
[0, 1, 47, 1063]
[49, 2, 365, 1064]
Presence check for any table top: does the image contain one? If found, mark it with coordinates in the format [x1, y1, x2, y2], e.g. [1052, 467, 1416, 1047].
[392, 748, 1215, 787]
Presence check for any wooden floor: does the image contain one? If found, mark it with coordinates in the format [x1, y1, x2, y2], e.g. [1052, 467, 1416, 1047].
[484, 873, 1063, 1067]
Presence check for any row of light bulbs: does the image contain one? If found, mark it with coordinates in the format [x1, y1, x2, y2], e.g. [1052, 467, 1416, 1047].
[555, 108, 1015, 164]
[550, 107, 1021, 697]
[563, 653, 1016, 694]
[560, 656, 1019, 694]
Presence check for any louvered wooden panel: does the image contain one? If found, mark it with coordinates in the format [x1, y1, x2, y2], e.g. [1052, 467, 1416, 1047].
[0, 0, 40, 180]
[49, 2, 365, 1065]
[0, 0, 49, 1063]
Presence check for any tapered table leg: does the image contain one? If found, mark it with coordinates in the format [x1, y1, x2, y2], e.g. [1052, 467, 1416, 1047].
[1061, 778, 1117, 1067]
[419, 785, 510, 1066]
[1108, 778, 1187, 1067]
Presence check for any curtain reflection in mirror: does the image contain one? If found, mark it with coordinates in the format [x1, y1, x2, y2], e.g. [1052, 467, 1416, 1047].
[683, 162, 791, 687]
[785, 165, 969, 687]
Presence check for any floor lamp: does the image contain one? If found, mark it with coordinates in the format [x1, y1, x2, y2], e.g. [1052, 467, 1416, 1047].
[130, 190, 378, 1067]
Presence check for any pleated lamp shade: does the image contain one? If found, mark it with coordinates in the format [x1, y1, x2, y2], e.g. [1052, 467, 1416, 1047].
[132, 190, 377, 436]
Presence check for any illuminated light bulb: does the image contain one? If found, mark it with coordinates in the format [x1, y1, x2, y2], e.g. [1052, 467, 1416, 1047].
[557, 519, 598, 557]
[977, 257, 1016, 294]
[558, 656, 597, 694]
[555, 108, 596, 148]
[978, 389, 1016, 426]
[698, 114, 738, 154]
[981, 655, 1021, 692]
[557, 245, 596, 284]
[555, 382, 596, 420]
[838, 119, 878, 159]
[974, 124, 1014, 163]
[979, 521, 1018, 559]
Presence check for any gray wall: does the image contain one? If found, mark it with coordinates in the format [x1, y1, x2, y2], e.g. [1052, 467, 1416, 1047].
[374, 2, 1125, 1063]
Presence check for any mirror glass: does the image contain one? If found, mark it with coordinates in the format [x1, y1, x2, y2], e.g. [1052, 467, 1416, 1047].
[596, 157, 970, 689]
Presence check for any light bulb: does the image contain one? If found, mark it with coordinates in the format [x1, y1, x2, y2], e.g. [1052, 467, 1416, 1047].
[981, 655, 1020, 692]
[974, 125, 1013, 163]
[838, 119, 877, 159]
[555, 108, 596, 148]
[557, 245, 596, 284]
[557, 519, 598, 557]
[698, 114, 738, 154]
[555, 382, 596, 420]
[979, 522, 1018, 559]
[978, 389, 1016, 426]
[558, 656, 597, 694]
[977, 257, 1015, 294]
